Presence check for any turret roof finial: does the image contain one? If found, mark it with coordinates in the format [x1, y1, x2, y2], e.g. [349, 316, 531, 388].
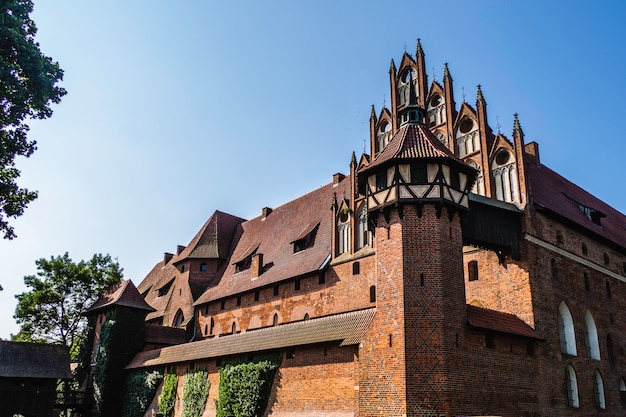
[390, 59, 396, 74]
[416, 38, 423, 56]
[370, 104, 376, 119]
[351, 151, 357, 167]
[513, 113, 524, 137]
[476, 84, 485, 104]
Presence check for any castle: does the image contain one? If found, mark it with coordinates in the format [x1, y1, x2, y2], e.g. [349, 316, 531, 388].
[87, 40, 626, 416]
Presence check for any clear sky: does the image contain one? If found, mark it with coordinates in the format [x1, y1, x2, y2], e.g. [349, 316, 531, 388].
[1, 1, 625, 339]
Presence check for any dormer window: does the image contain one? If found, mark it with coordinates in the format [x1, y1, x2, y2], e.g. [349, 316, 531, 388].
[564, 194, 605, 226]
[157, 278, 174, 297]
[292, 221, 320, 253]
[233, 244, 259, 273]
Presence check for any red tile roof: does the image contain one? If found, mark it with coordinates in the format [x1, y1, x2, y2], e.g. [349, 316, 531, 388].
[85, 280, 155, 314]
[527, 161, 626, 249]
[194, 177, 351, 305]
[126, 308, 375, 369]
[466, 304, 542, 340]
[360, 123, 464, 174]
[176, 210, 245, 261]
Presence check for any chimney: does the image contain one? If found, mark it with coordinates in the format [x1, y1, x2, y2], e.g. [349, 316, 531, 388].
[262, 207, 272, 220]
[524, 142, 540, 165]
[176, 245, 186, 255]
[333, 173, 345, 186]
[251, 253, 263, 278]
[164, 252, 173, 264]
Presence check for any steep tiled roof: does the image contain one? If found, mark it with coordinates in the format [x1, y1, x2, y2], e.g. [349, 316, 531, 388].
[527, 161, 626, 249]
[0, 341, 72, 378]
[176, 211, 245, 261]
[145, 323, 189, 346]
[126, 308, 375, 369]
[362, 123, 464, 174]
[467, 304, 542, 340]
[85, 280, 154, 314]
[194, 177, 351, 305]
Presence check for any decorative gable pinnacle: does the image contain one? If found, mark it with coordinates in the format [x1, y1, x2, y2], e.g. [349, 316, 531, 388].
[351, 151, 357, 167]
[476, 84, 485, 105]
[416, 38, 424, 56]
[443, 63, 452, 81]
[513, 113, 524, 138]
[390, 59, 396, 74]
[370, 104, 376, 119]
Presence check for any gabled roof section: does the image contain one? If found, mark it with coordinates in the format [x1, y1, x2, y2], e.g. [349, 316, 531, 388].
[453, 102, 478, 128]
[467, 305, 542, 340]
[0, 341, 72, 379]
[290, 220, 321, 243]
[194, 177, 351, 305]
[126, 308, 375, 369]
[527, 161, 626, 249]
[360, 123, 465, 174]
[176, 210, 245, 262]
[85, 280, 155, 314]
[489, 133, 514, 158]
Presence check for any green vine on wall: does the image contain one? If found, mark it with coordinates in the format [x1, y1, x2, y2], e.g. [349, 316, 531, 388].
[216, 354, 281, 417]
[159, 372, 178, 417]
[182, 369, 210, 417]
[121, 369, 164, 417]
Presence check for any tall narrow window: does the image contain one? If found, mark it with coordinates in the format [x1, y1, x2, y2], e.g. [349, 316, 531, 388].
[173, 309, 185, 328]
[468, 261, 478, 281]
[209, 317, 214, 335]
[606, 281, 612, 299]
[337, 211, 351, 255]
[356, 205, 370, 250]
[604, 253, 610, 266]
[619, 378, 626, 407]
[558, 302, 577, 356]
[584, 310, 600, 360]
[584, 272, 590, 291]
[231, 322, 236, 334]
[581, 243, 588, 255]
[370, 285, 376, 303]
[566, 365, 580, 408]
[273, 313, 279, 327]
[353, 262, 360, 275]
[551, 259, 558, 280]
[595, 370, 606, 410]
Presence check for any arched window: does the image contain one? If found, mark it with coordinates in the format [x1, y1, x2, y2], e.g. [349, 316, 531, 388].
[467, 160, 484, 196]
[370, 285, 376, 303]
[337, 210, 351, 255]
[558, 302, 577, 356]
[566, 365, 580, 408]
[584, 310, 600, 360]
[356, 205, 370, 250]
[273, 313, 278, 327]
[581, 242, 588, 255]
[492, 149, 518, 203]
[204, 324, 208, 335]
[619, 378, 626, 407]
[231, 322, 237, 334]
[303, 313, 310, 321]
[209, 317, 214, 335]
[173, 309, 185, 328]
[594, 370, 606, 409]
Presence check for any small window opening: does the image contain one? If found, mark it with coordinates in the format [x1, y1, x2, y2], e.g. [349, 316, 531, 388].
[369, 285, 376, 303]
[376, 172, 387, 191]
[231, 322, 236, 334]
[273, 314, 279, 327]
[604, 253, 610, 266]
[254, 291, 259, 302]
[318, 271, 326, 285]
[236, 296, 241, 307]
[468, 261, 478, 281]
[181, 265, 185, 272]
[295, 279, 301, 291]
[303, 313, 309, 321]
[286, 347, 295, 359]
[486, 333, 495, 349]
[204, 324, 208, 335]
[200, 263, 207, 272]
[220, 300, 225, 310]
[235, 256, 252, 273]
[582, 243, 588, 255]
[420, 272, 424, 287]
[556, 232, 564, 245]
[411, 164, 428, 184]
[273, 285, 279, 296]
[449, 171, 460, 190]
[353, 262, 360, 275]
[157, 279, 174, 297]
[210, 318, 214, 335]
[204, 306, 208, 315]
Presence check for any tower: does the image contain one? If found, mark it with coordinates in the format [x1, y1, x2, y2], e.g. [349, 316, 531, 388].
[357, 69, 477, 416]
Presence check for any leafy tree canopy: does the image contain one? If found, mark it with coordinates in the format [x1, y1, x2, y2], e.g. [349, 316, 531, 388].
[13, 253, 122, 359]
[0, 0, 66, 239]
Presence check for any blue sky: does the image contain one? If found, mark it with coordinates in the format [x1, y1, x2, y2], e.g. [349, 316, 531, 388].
[1, 1, 625, 338]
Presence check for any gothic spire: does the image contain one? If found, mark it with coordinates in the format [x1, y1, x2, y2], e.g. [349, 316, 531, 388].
[370, 104, 376, 119]
[390, 59, 396, 74]
[416, 38, 424, 57]
[476, 84, 485, 105]
[513, 113, 524, 138]
[351, 151, 357, 167]
[443, 62, 452, 81]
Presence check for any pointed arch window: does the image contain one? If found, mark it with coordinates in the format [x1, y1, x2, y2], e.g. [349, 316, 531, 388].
[566, 365, 580, 408]
[376, 121, 392, 154]
[337, 211, 351, 255]
[467, 160, 484, 196]
[456, 118, 479, 157]
[427, 94, 445, 127]
[594, 370, 606, 410]
[231, 322, 237, 334]
[492, 149, 518, 203]
[173, 309, 185, 328]
[356, 205, 370, 250]
[584, 310, 600, 360]
[558, 302, 577, 356]
[272, 313, 279, 327]
[619, 378, 626, 407]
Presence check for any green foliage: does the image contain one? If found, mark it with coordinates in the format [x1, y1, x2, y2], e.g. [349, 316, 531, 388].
[13, 252, 123, 360]
[216, 354, 281, 417]
[182, 369, 210, 417]
[92, 308, 147, 417]
[121, 369, 164, 417]
[158, 372, 178, 417]
[0, 0, 66, 239]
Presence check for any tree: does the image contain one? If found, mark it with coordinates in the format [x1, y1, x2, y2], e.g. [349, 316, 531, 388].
[13, 253, 123, 359]
[0, 0, 66, 239]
